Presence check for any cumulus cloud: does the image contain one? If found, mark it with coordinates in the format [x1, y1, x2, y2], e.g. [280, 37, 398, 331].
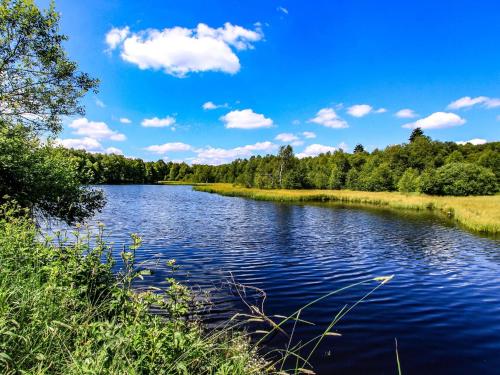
[105, 26, 130, 50]
[145, 142, 192, 154]
[119, 117, 132, 124]
[56, 137, 102, 151]
[302, 131, 316, 139]
[105, 23, 263, 77]
[221, 109, 273, 129]
[308, 108, 348, 128]
[275, 133, 303, 146]
[55, 138, 123, 155]
[347, 104, 386, 117]
[402, 112, 466, 130]
[141, 116, 176, 128]
[395, 108, 418, 118]
[456, 138, 487, 145]
[202, 101, 228, 110]
[296, 144, 337, 158]
[69, 118, 126, 141]
[447, 96, 500, 110]
[104, 147, 124, 155]
[192, 141, 277, 165]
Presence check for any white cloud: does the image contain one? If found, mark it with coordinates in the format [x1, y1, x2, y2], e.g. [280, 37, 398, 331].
[347, 104, 386, 117]
[456, 138, 487, 146]
[337, 142, 348, 151]
[192, 141, 277, 165]
[308, 108, 348, 128]
[297, 144, 337, 158]
[105, 23, 263, 77]
[277, 6, 289, 14]
[447, 96, 500, 110]
[119, 117, 132, 124]
[105, 26, 130, 50]
[104, 147, 123, 155]
[347, 104, 373, 117]
[141, 116, 176, 128]
[221, 109, 273, 129]
[275, 133, 299, 142]
[69, 118, 126, 141]
[402, 112, 466, 130]
[395, 108, 418, 118]
[56, 137, 102, 151]
[302, 131, 316, 139]
[275, 133, 303, 146]
[292, 119, 301, 125]
[202, 101, 228, 110]
[95, 98, 106, 108]
[145, 142, 192, 154]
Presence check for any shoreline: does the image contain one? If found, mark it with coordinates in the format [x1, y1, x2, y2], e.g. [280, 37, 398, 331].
[193, 183, 500, 235]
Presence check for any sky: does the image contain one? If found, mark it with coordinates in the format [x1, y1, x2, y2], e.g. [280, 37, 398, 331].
[40, 0, 500, 164]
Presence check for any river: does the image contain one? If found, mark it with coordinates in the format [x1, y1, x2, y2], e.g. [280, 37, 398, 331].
[73, 185, 500, 374]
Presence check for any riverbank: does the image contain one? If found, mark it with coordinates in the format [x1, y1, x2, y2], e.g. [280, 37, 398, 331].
[193, 183, 500, 234]
[0, 207, 269, 374]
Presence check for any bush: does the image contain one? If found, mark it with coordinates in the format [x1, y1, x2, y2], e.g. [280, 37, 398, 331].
[397, 168, 419, 193]
[425, 163, 497, 196]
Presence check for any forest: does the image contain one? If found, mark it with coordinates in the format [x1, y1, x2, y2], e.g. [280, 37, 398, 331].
[71, 129, 499, 196]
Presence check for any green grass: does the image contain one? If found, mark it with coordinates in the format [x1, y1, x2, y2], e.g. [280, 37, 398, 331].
[194, 183, 500, 234]
[0, 206, 268, 374]
[159, 181, 208, 186]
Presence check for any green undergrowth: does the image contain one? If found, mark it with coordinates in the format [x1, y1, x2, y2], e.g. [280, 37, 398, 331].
[0, 205, 268, 374]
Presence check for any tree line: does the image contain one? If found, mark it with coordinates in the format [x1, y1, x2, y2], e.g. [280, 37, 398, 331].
[70, 129, 500, 196]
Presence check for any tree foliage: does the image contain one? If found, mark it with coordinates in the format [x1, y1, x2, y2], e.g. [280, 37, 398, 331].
[0, 0, 98, 133]
[69, 135, 500, 197]
[0, 0, 103, 223]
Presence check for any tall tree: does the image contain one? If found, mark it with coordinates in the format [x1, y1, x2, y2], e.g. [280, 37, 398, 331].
[0, 0, 103, 223]
[0, 0, 98, 133]
[409, 127, 424, 143]
[277, 145, 294, 188]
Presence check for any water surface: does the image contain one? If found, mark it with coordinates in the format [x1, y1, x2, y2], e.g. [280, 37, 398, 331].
[80, 185, 500, 374]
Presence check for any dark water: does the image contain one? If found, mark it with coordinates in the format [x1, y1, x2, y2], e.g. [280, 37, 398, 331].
[78, 185, 500, 374]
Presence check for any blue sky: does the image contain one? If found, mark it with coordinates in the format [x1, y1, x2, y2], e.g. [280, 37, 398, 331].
[44, 0, 500, 163]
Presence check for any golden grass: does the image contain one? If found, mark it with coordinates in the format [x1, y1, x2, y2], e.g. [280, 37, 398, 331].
[194, 183, 500, 234]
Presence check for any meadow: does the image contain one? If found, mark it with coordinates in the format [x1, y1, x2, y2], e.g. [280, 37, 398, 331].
[193, 183, 500, 234]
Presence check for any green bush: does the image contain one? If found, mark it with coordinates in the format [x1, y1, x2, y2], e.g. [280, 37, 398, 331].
[397, 168, 419, 193]
[426, 163, 497, 196]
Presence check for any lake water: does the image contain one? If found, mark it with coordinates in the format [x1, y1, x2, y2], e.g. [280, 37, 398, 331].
[78, 185, 500, 374]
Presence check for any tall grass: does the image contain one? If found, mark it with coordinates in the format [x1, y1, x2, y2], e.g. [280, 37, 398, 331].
[193, 184, 500, 234]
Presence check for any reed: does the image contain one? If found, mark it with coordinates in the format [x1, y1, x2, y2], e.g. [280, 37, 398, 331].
[194, 183, 500, 234]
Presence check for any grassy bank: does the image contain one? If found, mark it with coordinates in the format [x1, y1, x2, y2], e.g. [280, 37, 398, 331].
[0, 206, 268, 374]
[194, 183, 500, 234]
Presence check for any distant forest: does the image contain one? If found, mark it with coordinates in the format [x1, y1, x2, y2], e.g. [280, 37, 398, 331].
[70, 129, 499, 196]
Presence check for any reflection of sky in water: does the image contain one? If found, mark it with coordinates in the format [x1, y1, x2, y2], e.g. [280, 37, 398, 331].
[48, 185, 500, 375]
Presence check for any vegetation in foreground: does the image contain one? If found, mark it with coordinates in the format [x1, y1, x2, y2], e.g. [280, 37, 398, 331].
[194, 183, 500, 234]
[0, 206, 269, 374]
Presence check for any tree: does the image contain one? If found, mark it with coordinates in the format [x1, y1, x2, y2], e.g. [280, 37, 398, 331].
[353, 144, 365, 154]
[430, 163, 497, 196]
[409, 127, 424, 143]
[0, 0, 103, 223]
[397, 168, 419, 193]
[0, 0, 98, 133]
[0, 124, 104, 222]
[277, 145, 295, 188]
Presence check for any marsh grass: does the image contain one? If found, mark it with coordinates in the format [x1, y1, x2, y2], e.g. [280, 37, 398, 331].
[194, 183, 500, 234]
[0, 204, 394, 374]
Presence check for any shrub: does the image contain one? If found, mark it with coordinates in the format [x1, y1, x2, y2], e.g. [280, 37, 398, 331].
[427, 163, 497, 196]
[397, 168, 419, 193]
